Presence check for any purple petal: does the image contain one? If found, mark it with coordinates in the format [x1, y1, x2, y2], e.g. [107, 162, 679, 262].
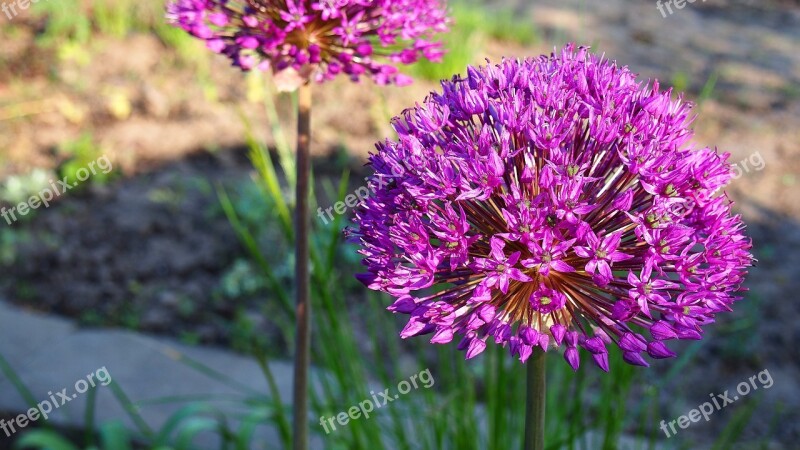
[676, 327, 703, 340]
[550, 324, 566, 346]
[592, 352, 610, 372]
[400, 319, 431, 338]
[647, 341, 676, 359]
[622, 351, 650, 367]
[489, 237, 505, 259]
[430, 328, 454, 344]
[597, 261, 613, 281]
[388, 296, 417, 314]
[518, 345, 533, 363]
[609, 251, 634, 262]
[507, 268, 532, 283]
[550, 260, 576, 273]
[649, 321, 678, 340]
[476, 304, 497, 323]
[619, 333, 647, 352]
[538, 333, 550, 350]
[466, 338, 487, 359]
[564, 347, 580, 371]
[583, 336, 607, 354]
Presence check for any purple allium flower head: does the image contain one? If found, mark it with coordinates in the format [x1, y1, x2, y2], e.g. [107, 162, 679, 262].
[166, 0, 449, 87]
[349, 45, 754, 371]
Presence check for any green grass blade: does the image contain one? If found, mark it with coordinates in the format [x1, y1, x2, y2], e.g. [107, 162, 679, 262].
[161, 347, 263, 398]
[698, 71, 719, 106]
[83, 384, 99, 447]
[217, 185, 294, 318]
[239, 111, 293, 238]
[107, 380, 155, 438]
[710, 399, 759, 450]
[0, 352, 39, 410]
[263, 85, 295, 190]
[254, 354, 291, 446]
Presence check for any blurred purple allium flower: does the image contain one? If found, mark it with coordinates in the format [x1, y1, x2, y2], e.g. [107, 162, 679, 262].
[166, 0, 449, 87]
[349, 45, 753, 371]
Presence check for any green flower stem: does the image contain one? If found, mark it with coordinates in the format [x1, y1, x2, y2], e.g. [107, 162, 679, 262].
[524, 348, 546, 450]
[292, 82, 312, 450]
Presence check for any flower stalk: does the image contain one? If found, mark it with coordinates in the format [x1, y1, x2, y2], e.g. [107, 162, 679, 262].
[292, 82, 312, 450]
[524, 349, 546, 450]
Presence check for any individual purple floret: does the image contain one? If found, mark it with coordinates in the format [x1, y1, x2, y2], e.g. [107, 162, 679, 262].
[166, 0, 449, 86]
[349, 45, 753, 371]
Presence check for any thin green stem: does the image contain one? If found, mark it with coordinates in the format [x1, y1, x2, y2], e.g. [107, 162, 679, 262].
[524, 349, 546, 450]
[292, 82, 313, 450]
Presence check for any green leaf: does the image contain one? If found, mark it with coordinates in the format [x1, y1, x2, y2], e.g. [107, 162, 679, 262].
[98, 421, 133, 450]
[13, 431, 80, 450]
[175, 417, 222, 450]
[239, 111, 293, 239]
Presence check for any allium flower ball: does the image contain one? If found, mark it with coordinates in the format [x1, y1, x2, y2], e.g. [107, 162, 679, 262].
[349, 45, 753, 371]
[166, 0, 449, 86]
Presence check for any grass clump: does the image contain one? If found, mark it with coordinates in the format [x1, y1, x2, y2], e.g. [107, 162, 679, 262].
[410, 1, 538, 82]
